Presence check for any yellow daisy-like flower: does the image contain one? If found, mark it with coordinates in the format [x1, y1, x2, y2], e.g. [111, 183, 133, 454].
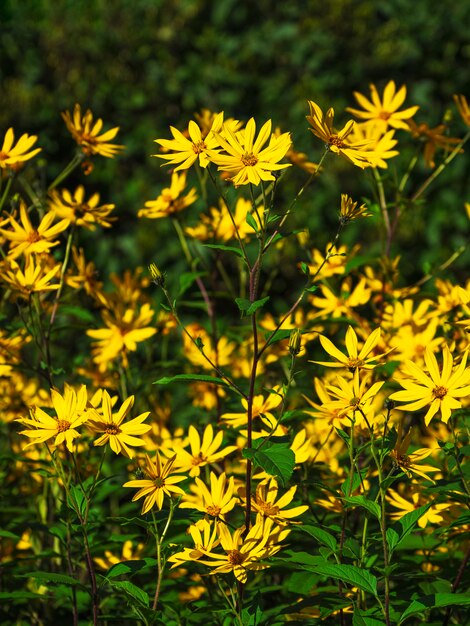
[386, 488, 451, 528]
[62, 104, 124, 158]
[185, 197, 259, 242]
[48, 186, 116, 230]
[453, 94, 470, 127]
[390, 425, 439, 483]
[87, 390, 151, 458]
[0, 203, 69, 259]
[1, 255, 60, 297]
[348, 123, 399, 168]
[346, 80, 419, 132]
[138, 171, 197, 219]
[167, 518, 219, 568]
[407, 119, 461, 168]
[313, 326, 391, 372]
[94, 540, 145, 571]
[247, 477, 308, 524]
[173, 424, 237, 478]
[0, 128, 41, 170]
[208, 118, 292, 186]
[154, 113, 224, 171]
[18, 384, 90, 452]
[123, 451, 186, 514]
[306, 101, 373, 169]
[389, 345, 470, 426]
[323, 371, 385, 422]
[179, 471, 237, 519]
[339, 194, 372, 223]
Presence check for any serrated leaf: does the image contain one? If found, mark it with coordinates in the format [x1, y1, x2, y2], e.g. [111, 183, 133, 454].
[110, 580, 149, 607]
[242, 442, 295, 487]
[398, 593, 470, 624]
[301, 563, 378, 596]
[153, 374, 230, 388]
[344, 496, 381, 521]
[235, 296, 270, 317]
[18, 571, 80, 586]
[353, 607, 386, 626]
[297, 525, 338, 551]
[387, 504, 431, 554]
[203, 243, 244, 259]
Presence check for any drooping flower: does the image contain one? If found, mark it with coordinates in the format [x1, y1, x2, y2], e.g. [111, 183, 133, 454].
[208, 118, 292, 186]
[123, 451, 186, 513]
[389, 345, 470, 426]
[48, 186, 116, 229]
[346, 81, 419, 132]
[62, 104, 124, 158]
[18, 385, 90, 452]
[87, 390, 151, 458]
[0, 128, 41, 170]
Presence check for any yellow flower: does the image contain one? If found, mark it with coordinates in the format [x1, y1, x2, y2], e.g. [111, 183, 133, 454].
[1, 255, 60, 297]
[62, 104, 124, 158]
[221, 386, 284, 436]
[313, 326, 391, 371]
[179, 471, 238, 519]
[208, 118, 292, 186]
[339, 194, 372, 223]
[306, 100, 373, 168]
[348, 124, 399, 168]
[304, 377, 352, 428]
[0, 128, 41, 170]
[18, 385, 90, 452]
[453, 94, 470, 127]
[65, 246, 104, 298]
[138, 171, 197, 219]
[346, 81, 419, 132]
[167, 518, 219, 568]
[309, 277, 371, 319]
[173, 424, 237, 477]
[182, 323, 236, 370]
[389, 346, 470, 426]
[48, 186, 115, 230]
[386, 488, 451, 528]
[198, 517, 290, 583]
[322, 371, 385, 422]
[123, 451, 186, 514]
[0, 202, 69, 259]
[185, 197, 259, 242]
[247, 477, 308, 524]
[407, 119, 461, 168]
[154, 113, 223, 170]
[87, 304, 157, 371]
[94, 540, 145, 570]
[390, 423, 439, 483]
[87, 390, 151, 458]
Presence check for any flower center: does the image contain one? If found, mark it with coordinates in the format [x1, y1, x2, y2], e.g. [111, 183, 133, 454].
[328, 135, 345, 149]
[192, 141, 206, 154]
[241, 152, 258, 167]
[0, 151, 7, 161]
[258, 502, 279, 516]
[56, 419, 71, 433]
[347, 357, 363, 371]
[27, 230, 41, 243]
[227, 549, 243, 565]
[153, 477, 165, 488]
[379, 111, 391, 120]
[206, 505, 221, 516]
[105, 424, 121, 435]
[191, 452, 206, 466]
[432, 385, 447, 399]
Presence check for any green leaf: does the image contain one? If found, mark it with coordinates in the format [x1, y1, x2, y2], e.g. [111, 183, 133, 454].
[203, 243, 244, 259]
[178, 271, 206, 296]
[0, 591, 44, 600]
[297, 525, 338, 551]
[235, 296, 270, 317]
[305, 284, 318, 292]
[56, 304, 96, 323]
[263, 328, 292, 346]
[153, 374, 230, 388]
[398, 593, 470, 624]
[386, 504, 431, 554]
[0, 529, 20, 540]
[242, 441, 295, 487]
[105, 558, 157, 580]
[301, 563, 378, 597]
[17, 571, 80, 586]
[110, 580, 149, 607]
[246, 212, 258, 232]
[353, 607, 386, 626]
[343, 495, 381, 521]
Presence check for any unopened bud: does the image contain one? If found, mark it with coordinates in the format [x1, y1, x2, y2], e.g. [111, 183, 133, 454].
[289, 329, 302, 356]
[149, 263, 165, 287]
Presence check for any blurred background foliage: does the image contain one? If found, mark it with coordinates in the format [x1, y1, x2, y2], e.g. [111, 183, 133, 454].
[1, 0, 470, 283]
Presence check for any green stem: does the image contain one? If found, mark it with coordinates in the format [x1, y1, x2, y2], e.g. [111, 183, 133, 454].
[0, 176, 13, 212]
[152, 500, 176, 611]
[48, 153, 84, 191]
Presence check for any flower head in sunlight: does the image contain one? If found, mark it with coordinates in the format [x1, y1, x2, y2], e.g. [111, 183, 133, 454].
[18, 385, 90, 452]
[138, 171, 197, 219]
[154, 113, 223, 170]
[208, 118, 292, 186]
[0, 202, 69, 259]
[62, 104, 124, 157]
[306, 101, 373, 169]
[1, 255, 60, 298]
[185, 197, 260, 242]
[390, 423, 439, 483]
[167, 518, 219, 568]
[180, 471, 237, 519]
[313, 326, 391, 372]
[48, 186, 116, 230]
[348, 124, 399, 168]
[0, 128, 41, 170]
[173, 424, 237, 477]
[87, 390, 151, 458]
[346, 81, 419, 132]
[386, 488, 451, 528]
[389, 345, 470, 425]
[245, 477, 308, 524]
[123, 451, 186, 514]
[339, 194, 372, 224]
[94, 540, 145, 571]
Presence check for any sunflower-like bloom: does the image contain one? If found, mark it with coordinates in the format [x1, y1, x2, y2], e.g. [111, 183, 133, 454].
[346, 81, 419, 132]
[453, 94, 470, 127]
[386, 488, 451, 528]
[0, 128, 41, 170]
[0, 202, 69, 259]
[18, 385, 90, 452]
[313, 326, 392, 371]
[173, 424, 237, 477]
[1, 255, 60, 297]
[246, 477, 308, 524]
[339, 194, 372, 224]
[348, 123, 399, 168]
[123, 451, 186, 514]
[407, 120, 461, 168]
[221, 386, 283, 431]
[48, 186, 116, 230]
[86, 303, 156, 370]
[154, 113, 224, 171]
[390, 423, 439, 483]
[138, 171, 197, 219]
[389, 345, 470, 426]
[94, 540, 145, 571]
[87, 390, 151, 458]
[198, 517, 290, 583]
[323, 371, 385, 422]
[66, 246, 104, 298]
[179, 471, 237, 519]
[306, 101, 373, 169]
[167, 518, 219, 568]
[186, 197, 259, 242]
[62, 104, 124, 158]
[208, 118, 292, 186]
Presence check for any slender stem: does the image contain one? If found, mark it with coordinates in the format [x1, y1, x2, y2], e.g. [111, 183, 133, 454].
[48, 153, 84, 191]
[0, 176, 13, 212]
[152, 501, 176, 611]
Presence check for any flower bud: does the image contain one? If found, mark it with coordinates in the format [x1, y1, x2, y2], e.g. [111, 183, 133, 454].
[288, 329, 302, 356]
[149, 263, 165, 287]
